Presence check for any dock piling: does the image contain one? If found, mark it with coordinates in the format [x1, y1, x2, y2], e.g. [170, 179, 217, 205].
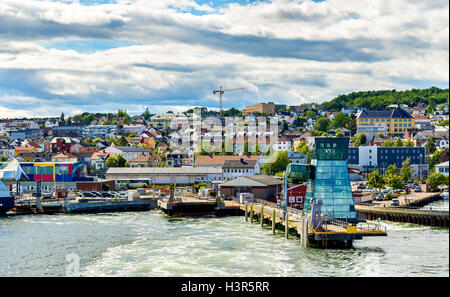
[285, 212, 289, 239]
[272, 209, 276, 234]
[245, 201, 248, 222]
[261, 205, 264, 227]
[250, 203, 254, 224]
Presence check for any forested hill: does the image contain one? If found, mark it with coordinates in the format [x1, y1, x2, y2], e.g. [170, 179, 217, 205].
[320, 87, 449, 111]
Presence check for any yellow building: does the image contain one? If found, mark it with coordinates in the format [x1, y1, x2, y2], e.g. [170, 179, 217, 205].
[242, 103, 275, 115]
[356, 106, 415, 138]
[140, 136, 156, 150]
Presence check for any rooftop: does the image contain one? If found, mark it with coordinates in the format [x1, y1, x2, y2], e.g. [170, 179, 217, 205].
[358, 107, 413, 119]
[106, 167, 222, 175]
[223, 159, 257, 169]
[220, 175, 282, 187]
[196, 155, 258, 166]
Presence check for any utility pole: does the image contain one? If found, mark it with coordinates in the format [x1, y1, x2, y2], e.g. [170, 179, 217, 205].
[213, 86, 244, 116]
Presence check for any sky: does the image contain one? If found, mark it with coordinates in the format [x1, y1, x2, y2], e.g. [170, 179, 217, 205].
[0, 0, 448, 118]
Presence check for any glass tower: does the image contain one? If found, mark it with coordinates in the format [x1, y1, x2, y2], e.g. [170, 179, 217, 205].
[302, 137, 357, 222]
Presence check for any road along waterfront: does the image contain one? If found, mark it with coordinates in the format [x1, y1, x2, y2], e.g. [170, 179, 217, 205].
[0, 210, 448, 277]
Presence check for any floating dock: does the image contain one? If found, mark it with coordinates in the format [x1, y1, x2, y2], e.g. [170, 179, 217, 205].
[157, 196, 241, 216]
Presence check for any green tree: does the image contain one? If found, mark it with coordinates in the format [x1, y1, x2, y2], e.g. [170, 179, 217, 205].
[60, 112, 65, 122]
[305, 110, 316, 119]
[105, 154, 129, 167]
[262, 151, 290, 175]
[382, 139, 395, 147]
[400, 157, 414, 182]
[394, 137, 404, 147]
[0, 155, 8, 162]
[404, 139, 414, 147]
[330, 112, 349, 129]
[385, 173, 403, 189]
[429, 149, 444, 166]
[335, 131, 344, 138]
[118, 135, 128, 146]
[425, 136, 436, 154]
[368, 170, 385, 190]
[116, 154, 129, 167]
[105, 156, 118, 167]
[354, 133, 367, 147]
[385, 164, 399, 176]
[142, 107, 151, 120]
[314, 116, 331, 132]
[427, 173, 448, 191]
[243, 140, 249, 155]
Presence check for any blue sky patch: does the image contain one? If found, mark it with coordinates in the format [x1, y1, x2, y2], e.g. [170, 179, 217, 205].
[42, 39, 140, 53]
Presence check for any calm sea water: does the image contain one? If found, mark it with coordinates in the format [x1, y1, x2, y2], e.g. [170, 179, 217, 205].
[0, 204, 448, 277]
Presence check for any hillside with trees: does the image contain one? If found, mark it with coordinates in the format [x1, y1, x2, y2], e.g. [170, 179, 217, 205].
[320, 87, 449, 111]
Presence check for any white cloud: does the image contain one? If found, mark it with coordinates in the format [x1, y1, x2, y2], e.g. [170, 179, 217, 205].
[0, 0, 448, 117]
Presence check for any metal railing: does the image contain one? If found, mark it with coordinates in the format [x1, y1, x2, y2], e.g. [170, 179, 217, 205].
[356, 222, 387, 233]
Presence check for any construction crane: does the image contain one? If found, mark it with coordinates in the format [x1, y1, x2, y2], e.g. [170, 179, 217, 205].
[213, 86, 244, 116]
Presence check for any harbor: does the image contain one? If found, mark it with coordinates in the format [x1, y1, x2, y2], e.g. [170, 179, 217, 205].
[0, 211, 447, 277]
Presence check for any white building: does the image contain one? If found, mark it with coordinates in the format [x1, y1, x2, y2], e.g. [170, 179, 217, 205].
[105, 167, 223, 185]
[103, 146, 151, 162]
[435, 161, 449, 176]
[82, 125, 118, 140]
[288, 151, 307, 164]
[222, 159, 260, 180]
[273, 137, 291, 152]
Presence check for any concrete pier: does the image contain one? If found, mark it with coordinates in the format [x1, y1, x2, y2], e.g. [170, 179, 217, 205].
[13, 198, 157, 214]
[355, 204, 449, 227]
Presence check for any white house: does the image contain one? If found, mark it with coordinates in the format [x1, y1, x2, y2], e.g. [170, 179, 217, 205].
[222, 159, 260, 180]
[103, 145, 151, 162]
[435, 161, 449, 176]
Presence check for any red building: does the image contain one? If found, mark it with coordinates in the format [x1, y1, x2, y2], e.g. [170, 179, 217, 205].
[51, 137, 78, 153]
[287, 184, 307, 208]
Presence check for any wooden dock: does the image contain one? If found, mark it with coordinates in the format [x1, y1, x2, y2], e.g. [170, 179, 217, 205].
[232, 199, 387, 248]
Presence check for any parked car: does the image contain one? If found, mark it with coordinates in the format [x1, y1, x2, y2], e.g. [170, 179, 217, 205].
[90, 191, 102, 197]
[391, 199, 399, 206]
[83, 192, 95, 197]
[119, 192, 128, 198]
[376, 193, 384, 201]
[414, 186, 422, 192]
[101, 192, 114, 198]
[109, 191, 119, 196]
[357, 183, 366, 189]
[441, 191, 449, 201]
